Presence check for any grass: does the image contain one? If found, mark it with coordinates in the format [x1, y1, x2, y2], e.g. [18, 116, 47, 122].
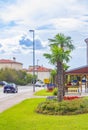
[34, 88, 53, 96]
[0, 98, 88, 130]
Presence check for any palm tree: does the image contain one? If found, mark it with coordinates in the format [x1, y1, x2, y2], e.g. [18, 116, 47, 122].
[44, 33, 75, 101]
[49, 33, 74, 50]
[50, 69, 57, 84]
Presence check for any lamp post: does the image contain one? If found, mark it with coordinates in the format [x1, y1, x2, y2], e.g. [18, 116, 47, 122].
[29, 30, 35, 92]
[37, 59, 39, 80]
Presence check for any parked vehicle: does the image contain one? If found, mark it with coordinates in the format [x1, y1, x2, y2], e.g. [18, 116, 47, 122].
[0, 81, 7, 86]
[35, 81, 45, 87]
[3, 83, 18, 93]
[47, 83, 56, 90]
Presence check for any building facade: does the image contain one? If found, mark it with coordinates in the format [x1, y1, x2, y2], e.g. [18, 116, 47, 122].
[0, 59, 23, 70]
[28, 65, 52, 82]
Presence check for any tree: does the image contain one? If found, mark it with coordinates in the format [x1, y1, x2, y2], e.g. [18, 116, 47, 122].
[50, 69, 57, 84]
[49, 33, 74, 50]
[0, 68, 34, 85]
[44, 33, 75, 101]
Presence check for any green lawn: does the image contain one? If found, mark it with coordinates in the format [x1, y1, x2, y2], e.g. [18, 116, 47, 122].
[34, 89, 53, 96]
[0, 98, 88, 130]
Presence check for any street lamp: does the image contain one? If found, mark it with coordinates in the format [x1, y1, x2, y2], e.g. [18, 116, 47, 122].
[37, 59, 39, 80]
[29, 30, 35, 92]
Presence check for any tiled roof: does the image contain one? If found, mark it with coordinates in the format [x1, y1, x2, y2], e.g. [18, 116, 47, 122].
[65, 65, 88, 75]
[28, 66, 52, 72]
[0, 59, 23, 65]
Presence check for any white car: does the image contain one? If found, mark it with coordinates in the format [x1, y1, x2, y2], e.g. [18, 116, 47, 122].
[35, 81, 45, 87]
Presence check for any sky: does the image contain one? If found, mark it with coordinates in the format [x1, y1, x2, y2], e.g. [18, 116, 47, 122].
[0, 0, 88, 70]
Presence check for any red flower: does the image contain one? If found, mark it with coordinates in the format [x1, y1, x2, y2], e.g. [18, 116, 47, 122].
[64, 96, 80, 100]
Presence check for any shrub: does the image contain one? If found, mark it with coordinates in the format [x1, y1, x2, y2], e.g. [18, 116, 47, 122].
[53, 88, 58, 95]
[36, 98, 88, 115]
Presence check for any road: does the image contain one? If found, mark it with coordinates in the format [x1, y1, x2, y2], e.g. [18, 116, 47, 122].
[0, 85, 43, 113]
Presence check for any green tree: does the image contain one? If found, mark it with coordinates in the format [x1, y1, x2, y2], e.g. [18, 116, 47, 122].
[26, 73, 33, 83]
[44, 33, 75, 101]
[50, 69, 57, 84]
[0, 68, 33, 85]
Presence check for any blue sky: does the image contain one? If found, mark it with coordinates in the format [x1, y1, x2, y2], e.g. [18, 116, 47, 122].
[0, 0, 88, 69]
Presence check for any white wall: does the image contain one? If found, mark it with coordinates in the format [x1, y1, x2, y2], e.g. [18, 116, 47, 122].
[28, 71, 51, 82]
[0, 63, 22, 70]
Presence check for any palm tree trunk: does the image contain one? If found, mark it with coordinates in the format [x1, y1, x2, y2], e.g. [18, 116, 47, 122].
[57, 61, 64, 102]
[63, 70, 66, 96]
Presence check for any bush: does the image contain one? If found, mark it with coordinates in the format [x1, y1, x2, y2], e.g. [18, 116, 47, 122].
[0, 68, 34, 85]
[53, 88, 58, 95]
[36, 98, 88, 115]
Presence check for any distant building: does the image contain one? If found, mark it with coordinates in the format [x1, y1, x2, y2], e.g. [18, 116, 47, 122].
[27, 65, 52, 82]
[0, 58, 23, 70]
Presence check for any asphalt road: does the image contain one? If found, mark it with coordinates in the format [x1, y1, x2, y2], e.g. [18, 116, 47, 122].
[0, 85, 43, 113]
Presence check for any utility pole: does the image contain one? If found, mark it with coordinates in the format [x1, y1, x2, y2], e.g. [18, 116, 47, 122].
[29, 30, 35, 92]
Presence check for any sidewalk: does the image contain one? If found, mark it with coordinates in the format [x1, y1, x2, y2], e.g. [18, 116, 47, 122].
[0, 91, 46, 113]
[0, 91, 34, 113]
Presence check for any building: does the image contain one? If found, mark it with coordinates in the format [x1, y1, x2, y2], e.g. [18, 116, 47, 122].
[0, 59, 23, 70]
[65, 65, 88, 93]
[27, 65, 52, 82]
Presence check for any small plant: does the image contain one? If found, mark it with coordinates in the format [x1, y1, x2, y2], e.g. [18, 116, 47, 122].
[53, 88, 58, 95]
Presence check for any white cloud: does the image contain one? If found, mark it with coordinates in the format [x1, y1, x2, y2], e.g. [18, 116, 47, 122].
[52, 18, 83, 31]
[0, 0, 88, 68]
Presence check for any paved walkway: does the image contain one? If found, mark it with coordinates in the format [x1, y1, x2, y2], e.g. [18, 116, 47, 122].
[0, 91, 47, 113]
[0, 91, 34, 113]
[65, 92, 88, 97]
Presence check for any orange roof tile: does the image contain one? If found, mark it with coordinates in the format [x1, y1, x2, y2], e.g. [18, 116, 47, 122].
[0, 59, 23, 65]
[28, 66, 52, 72]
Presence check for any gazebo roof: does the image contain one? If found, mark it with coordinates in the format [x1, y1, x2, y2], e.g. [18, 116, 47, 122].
[65, 65, 88, 75]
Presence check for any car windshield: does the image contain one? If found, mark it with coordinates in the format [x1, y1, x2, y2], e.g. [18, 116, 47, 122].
[5, 83, 15, 86]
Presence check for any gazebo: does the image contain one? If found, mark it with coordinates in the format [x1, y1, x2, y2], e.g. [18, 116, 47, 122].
[65, 65, 88, 93]
[64, 38, 88, 93]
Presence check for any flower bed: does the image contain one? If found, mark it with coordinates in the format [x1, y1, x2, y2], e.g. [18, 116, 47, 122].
[64, 96, 80, 100]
